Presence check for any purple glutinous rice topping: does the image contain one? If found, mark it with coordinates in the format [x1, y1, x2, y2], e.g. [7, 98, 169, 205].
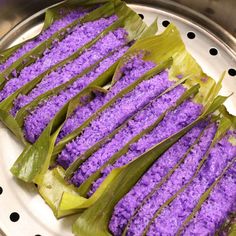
[0, 8, 89, 73]
[23, 31, 129, 143]
[125, 124, 217, 236]
[71, 85, 186, 187]
[57, 70, 173, 169]
[57, 55, 155, 141]
[147, 133, 236, 236]
[183, 162, 236, 235]
[11, 28, 128, 116]
[92, 99, 203, 197]
[0, 15, 117, 102]
[109, 122, 215, 236]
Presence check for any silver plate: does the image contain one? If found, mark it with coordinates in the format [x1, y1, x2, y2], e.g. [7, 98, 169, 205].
[0, 3, 235, 236]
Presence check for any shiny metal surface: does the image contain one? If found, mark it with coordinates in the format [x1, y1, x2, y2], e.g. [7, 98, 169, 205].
[126, 0, 236, 52]
[0, 0, 60, 38]
[0, 0, 235, 48]
[0, 1, 235, 236]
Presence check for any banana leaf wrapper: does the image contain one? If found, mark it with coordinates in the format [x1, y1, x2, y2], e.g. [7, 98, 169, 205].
[59, 81, 225, 212]
[215, 212, 236, 236]
[0, 0, 124, 95]
[71, 93, 228, 236]
[14, 13, 158, 126]
[0, 0, 115, 85]
[175, 157, 236, 236]
[53, 23, 213, 158]
[139, 111, 235, 235]
[28, 23, 220, 216]
[10, 4, 152, 183]
[63, 75, 189, 182]
[39, 83, 199, 219]
[121, 119, 215, 235]
[33, 59, 176, 217]
[52, 58, 172, 158]
[0, 0, 97, 62]
[0, 0, 145, 144]
[57, 24, 221, 208]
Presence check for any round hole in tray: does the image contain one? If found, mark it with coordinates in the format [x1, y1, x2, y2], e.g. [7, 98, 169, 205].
[138, 13, 144, 19]
[162, 20, 170, 27]
[187, 32, 196, 39]
[9, 212, 20, 222]
[0, 2, 236, 236]
[228, 68, 236, 76]
[209, 48, 218, 56]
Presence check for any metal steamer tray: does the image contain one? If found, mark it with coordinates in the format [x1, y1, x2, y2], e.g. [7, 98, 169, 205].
[0, 1, 235, 236]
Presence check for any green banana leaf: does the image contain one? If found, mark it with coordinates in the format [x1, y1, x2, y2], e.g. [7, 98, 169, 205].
[10, 4, 151, 183]
[63, 84, 200, 198]
[38, 166, 80, 218]
[0, 43, 24, 64]
[0, 0, 65, 63]
[123, 121, 213, 235]
[0, 1, 145, 143]
[0, 1, 121, 89]
[53, 58, 172, 157]
[10, 58, 170, 184]
[15, 15, 157, 126]
[215, 212, 236, 236]
[141, 112, 233, 235]
[35, 23, 221, 216]
[0, 0, 115, 85]
[175, 156, 236, 236]
[15, 48, 117, 127]
[113, 24, 215, 102]
[72, 94, 228, 236]
[10, 86, 106, 182]
[60, 96, 228, 212]
[53, 23, 210, 157]
[57, 23, 223, 212]
[63, 75, 189, 181]
[60, 94, 227, 209]
[229, 224, 236, 236]
[31, 65, 188, 217]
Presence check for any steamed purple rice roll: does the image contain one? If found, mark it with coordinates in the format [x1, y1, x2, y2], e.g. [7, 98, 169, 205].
[108, 121, 211, 235]
[91, 98, 203, 195]
[0, 15, 117, 101]
[146, 132, 236, 236]
[70, 84, 186, 187]
[12, 28, 128, 115]
[57, 70, 173, 169]
[57, 54, 156, 141]
[0, 8, 89, 73]
[24, 29, 129, 143]
[183, 160, 236, 235]
[120, 124, 217, 235]
[109, 129, 236, 236]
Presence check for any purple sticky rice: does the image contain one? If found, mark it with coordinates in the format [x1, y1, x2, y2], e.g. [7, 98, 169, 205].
[12, 28, 128, 115]
[124, 124, 217, 236]
[57, 55, 156, 141]
[109, 122, 215, 236]
[147, 133, 236, 236]
[71, 85, 186, 187]
[183, 161, 236, 235]
[92, 99, 203, 198]
[24, 33, 129, 143]
[0, 8, 89, 72]
[57, 70, 173, 169]
[0, 15, 117, 102]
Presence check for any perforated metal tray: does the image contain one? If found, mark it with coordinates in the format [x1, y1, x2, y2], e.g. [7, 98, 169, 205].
[0, 2, 235, 236]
